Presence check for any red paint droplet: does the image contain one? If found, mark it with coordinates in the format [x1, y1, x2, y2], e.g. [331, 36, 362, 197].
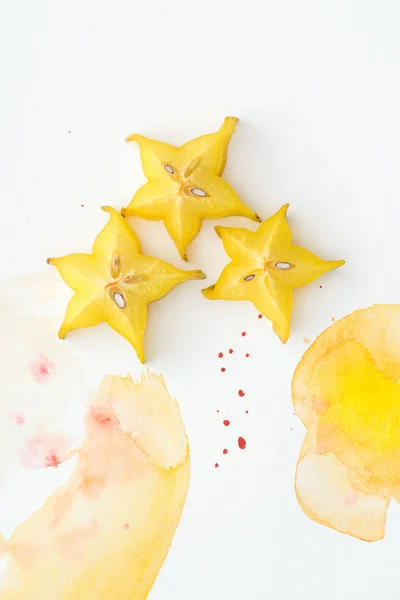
[245, 353, 250, 357]
[124, 523, 130, 530]
[81, 204, 84, 207]
[223, 420, 230, 426]
[223, 449, 228, 455]
[238, 389, 245, 397]
[218, 352, 223, 358]
[45, 453, 61, 468]
[319, 285, 322, 288]
[229, 348, 233, 354]
[215, 463, 219, 468]
[241, 331, 246, 337]
[216, 410, 220, 413]
[221, 367, 226, 372]
[238, 436, 247, 450]
[245, 410, 249, 414]
[258, 314, 262, 319]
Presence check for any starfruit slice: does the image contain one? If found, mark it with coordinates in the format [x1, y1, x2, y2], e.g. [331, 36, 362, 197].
[48, 207, 205, 362]
[202, 204, 344, 342]
[122, 117, 261, 261]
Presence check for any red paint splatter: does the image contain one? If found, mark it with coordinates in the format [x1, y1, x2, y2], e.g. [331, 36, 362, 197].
[215, 463, 219, 468]
[221, 367, 226, 372]
[223, 420, 230, 426]
[124, 523, 130, 530]
[229, 348, 233, 354]
[245, 353, 250, 357]
[238, 389, 245, 397]
[258, 314, 262, 319]
[218, 352, 223, 358]
[241, 331, 247, 337]
[81, 204, 84, 208]
[319, 285, 322, 288]
[238, 437, 247, 450]
[45, 453, 61, 468]
[11, 414, 25, 426]
[216, 410, 220, 413]
[223, 449, 228, 455]
[30, 356, 55, 384]
[245, 410, 249, 414]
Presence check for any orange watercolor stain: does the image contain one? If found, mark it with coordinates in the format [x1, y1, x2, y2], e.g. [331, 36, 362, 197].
[293, 305, 400, 542]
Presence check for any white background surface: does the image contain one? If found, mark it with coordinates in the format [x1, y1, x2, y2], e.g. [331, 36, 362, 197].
[1, 1, 400, 598]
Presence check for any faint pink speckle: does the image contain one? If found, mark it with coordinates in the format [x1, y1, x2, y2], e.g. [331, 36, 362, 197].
[30, 356, 55, 384]
[345, 492, 359, 507]
[11, 414, 25, 426]
[124, 523, 130, 530]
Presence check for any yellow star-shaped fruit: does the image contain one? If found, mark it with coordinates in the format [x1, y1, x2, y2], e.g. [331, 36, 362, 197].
[122, 117, 261, 261]
[47, 207, 205, 363]
[202, 204, 345, 342]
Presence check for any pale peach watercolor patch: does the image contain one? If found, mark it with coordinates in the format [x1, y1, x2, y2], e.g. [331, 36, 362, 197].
[0, 372, 189, 600]
[292, 305, 400, 541]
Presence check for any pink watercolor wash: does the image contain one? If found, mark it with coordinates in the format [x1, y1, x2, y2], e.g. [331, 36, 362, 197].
[29, 356, 56, 384]
[20, 432, 72, 469]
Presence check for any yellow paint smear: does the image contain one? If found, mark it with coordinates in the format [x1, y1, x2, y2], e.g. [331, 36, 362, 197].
[0, 372, 190, 599]
[292, 305, 400, 541]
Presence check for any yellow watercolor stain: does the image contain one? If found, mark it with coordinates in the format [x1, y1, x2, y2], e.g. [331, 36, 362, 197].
[292, 305, 400, 541]
[0, 372, 190, 599]
[302, 337, 310, 344]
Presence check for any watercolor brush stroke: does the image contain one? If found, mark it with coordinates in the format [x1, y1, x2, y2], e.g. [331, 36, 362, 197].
[292, 305, 400, 541]
[0, 372, 190, 599]
[0, 273, 87, 490]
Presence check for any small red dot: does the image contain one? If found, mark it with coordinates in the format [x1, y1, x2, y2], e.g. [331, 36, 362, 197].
[215, 463, 219, 468]
[241, 331, 247, 337]
[238, 436, 247, 450]
[81, 204, 84, 207]
[216, 410, 220, 413]
[218, 352, 223, 358]
[221, 367, 226, 372]
[223, 420, 230, 426]
[223, 449, 228, 455]
[124, 523, 130, 529]
[238, 389, 245, 397]
[245, 410, 249, 414]
[320, 285, 322, 288]
[258, 314, 262, 319]
[245, 353, 250, 357]
[229, 348, 233, 354]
